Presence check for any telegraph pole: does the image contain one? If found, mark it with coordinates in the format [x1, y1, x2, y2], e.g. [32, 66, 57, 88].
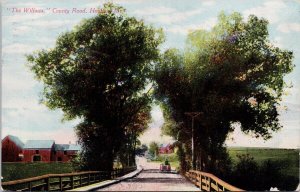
[185, 112, 203, 170]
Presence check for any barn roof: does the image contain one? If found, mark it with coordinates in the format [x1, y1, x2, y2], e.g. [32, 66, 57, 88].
[7, 135, 24, 149]
[68, 144, 81, 151]
[54, 144, 68, 150]
[24, 140, 55, 149]
[54, 144, 81, 151]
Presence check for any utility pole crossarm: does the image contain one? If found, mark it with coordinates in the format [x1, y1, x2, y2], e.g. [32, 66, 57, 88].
[184, 112, 203, 118]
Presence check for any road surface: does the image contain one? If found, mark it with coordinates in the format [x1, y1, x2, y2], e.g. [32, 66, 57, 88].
[98, 157, 200, 191]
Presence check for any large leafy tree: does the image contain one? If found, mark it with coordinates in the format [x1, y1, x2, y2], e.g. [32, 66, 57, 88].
[154, 12, 294, 174]
[27, 3, 164, 171]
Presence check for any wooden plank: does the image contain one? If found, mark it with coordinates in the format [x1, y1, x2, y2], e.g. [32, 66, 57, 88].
[186, 170, 244, 191]
[211, 182, 219, 191]
[202, 178, 209, 185]
[202, 185, 209, 191]
[3, 166, 138, 191]
[2, 171, 100, 185]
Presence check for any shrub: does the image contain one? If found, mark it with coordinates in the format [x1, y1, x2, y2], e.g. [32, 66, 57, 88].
[229, 154, 299, 191]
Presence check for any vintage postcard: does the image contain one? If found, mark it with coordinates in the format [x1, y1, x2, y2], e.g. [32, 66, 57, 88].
[1, 0, 299, 191]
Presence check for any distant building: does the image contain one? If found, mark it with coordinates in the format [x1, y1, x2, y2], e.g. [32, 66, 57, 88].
[159, 144, 174, 154]
[23, 140, 55, 162]
[2, 135, 81, 163]
[54, 144, 81, 162]
[2, 135, 24, 162]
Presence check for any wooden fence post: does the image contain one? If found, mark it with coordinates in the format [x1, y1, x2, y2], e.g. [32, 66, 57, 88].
[59, 176, 62, 191]
[92, 173, 95, 182]
[79, 175, 82, 186]
[70, 176, 74, 189]
[88, 174, 91, 185]
[199, 173, 202, 190]
[44, 178, 50, 191]
[28, 181, 32, 191]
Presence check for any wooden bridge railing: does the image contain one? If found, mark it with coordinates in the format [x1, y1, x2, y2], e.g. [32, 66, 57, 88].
[185, 170, 244, 191]
[2, 166, 137, 191]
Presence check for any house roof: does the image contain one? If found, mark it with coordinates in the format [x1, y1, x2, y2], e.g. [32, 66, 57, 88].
[54, 144, 81, 151]
[7, 135, 24, 149]
[68, 144, 81, 151]
[24, 140, 55, 149]
[160, 144, 170, 148]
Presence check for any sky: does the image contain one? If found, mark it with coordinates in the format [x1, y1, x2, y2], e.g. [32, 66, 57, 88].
[1, 0, 300, 148]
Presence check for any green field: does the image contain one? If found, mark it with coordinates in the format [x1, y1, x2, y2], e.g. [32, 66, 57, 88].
[2, 162, 74, 182]
[150, 147, 299, 179]
[228, 147, 299, 178]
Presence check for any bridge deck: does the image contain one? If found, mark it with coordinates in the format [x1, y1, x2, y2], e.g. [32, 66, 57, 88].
[98, 169, 200, 191]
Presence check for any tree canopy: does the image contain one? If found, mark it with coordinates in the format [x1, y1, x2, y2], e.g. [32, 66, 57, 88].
[27, 3, 164, 171]
[153, 12, 294, 173]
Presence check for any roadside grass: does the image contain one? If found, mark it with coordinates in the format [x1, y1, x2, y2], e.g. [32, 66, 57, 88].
[228, 147, 299, 178]
[2, 162, 74, 182]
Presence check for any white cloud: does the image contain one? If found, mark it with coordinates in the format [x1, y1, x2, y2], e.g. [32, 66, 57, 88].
[2, 126, 78, 144]
[201, 0, 216, 6]
[226, 122, 300, 149]
[199, 17, 217, 30]
[4, 2, 45, 7]
[133, 6, 175, 15]
[282, 86, 300, 105]
[2, 105, 82, 143]
[166, 17, 217, 35]
[84, 0, 143, 6]
[277, 23, 300, 33]
[137, 7, 203, 25]
[3, 13, 47, 24]
[3, 43, 38, 54]
[243, 0, 287, 24]
[2, 72, 37, 92]
[12, 25, 32, 35]
[3, 97, 46, 111]
[27, 19, 78, 29]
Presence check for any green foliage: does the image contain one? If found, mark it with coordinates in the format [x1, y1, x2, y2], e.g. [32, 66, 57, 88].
[148, 142, 159, 157]
[27, 3, 164, 171]
[229, 154, 298, 191]
[153, 12, 294, 174]
[2, 162, 74, 182]
[231, 154, 259, 190]
[228, 147, 299, 179]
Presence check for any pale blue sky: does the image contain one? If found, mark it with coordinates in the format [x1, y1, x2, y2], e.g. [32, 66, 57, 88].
[2, 0, 300, 148]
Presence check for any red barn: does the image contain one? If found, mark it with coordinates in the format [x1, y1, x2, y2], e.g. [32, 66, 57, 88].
[23, 140, 55, 162]
[54, 144, 81, 162]
[159, 144, 174, 154]
[2, 135, 24, 162]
